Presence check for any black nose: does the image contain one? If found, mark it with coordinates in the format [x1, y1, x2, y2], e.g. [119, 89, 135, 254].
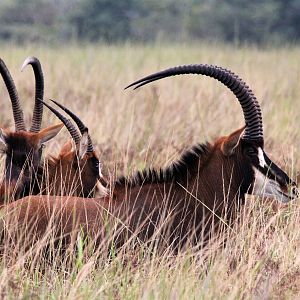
[292, 185, 300, 198]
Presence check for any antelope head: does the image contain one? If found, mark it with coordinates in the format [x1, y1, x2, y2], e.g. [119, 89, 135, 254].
[0, 58, 63, 201]
[40, 100, 105, 197]
[126, 64, 299, 203]
[216, 127, 299, 203]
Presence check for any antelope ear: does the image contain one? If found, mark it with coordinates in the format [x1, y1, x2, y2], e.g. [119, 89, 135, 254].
[0, 129, 7, 153]
[77, 131, 89, 160]
[38, 123, 64, 144]
[221, 128, 244, 156]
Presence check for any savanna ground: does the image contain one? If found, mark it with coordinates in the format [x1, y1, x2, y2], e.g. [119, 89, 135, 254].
[0, 43, 299, 299]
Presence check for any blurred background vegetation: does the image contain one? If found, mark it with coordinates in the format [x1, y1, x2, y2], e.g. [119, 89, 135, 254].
[0, 0, 299, 45]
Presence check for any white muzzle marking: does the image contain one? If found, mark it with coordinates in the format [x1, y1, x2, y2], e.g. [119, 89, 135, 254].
[252, 167, 290, 203]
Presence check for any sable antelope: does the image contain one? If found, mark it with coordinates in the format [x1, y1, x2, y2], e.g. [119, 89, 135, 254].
[0, 57, 104, 203]
[0, 58, 63, 203]
[36, 99, 106, 198]
[1, 64, 299, 252]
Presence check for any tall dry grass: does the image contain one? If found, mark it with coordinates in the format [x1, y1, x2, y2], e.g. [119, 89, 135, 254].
[0, 43, 299, 298]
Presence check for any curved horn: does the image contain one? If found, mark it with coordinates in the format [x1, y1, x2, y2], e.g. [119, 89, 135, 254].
[126, 64, 263, 144]
[50, 99, 94, 153]
[39, 99, 81, 145]
[21, 57, 44, 133]
[0, 59, 26, 131]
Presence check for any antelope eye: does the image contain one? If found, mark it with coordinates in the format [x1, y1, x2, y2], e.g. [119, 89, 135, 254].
[246, 147, 256, 156]
[93, 160, 100, 171]
[41, 144, 45, 149]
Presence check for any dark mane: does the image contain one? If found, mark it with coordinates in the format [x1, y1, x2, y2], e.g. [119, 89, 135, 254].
[116, 143, 211, 188]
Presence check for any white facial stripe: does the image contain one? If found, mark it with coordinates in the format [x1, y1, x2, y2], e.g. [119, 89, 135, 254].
[99, 162, 103, 178]
[258, 147, 266, 168]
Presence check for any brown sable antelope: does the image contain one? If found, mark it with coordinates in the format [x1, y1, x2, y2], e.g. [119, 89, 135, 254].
[36, 99, 106, 198]
[1, 64, 299, 252]
[0, 58, 63, 203]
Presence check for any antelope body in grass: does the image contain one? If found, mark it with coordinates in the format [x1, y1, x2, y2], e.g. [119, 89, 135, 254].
[1, 64, 299, 251]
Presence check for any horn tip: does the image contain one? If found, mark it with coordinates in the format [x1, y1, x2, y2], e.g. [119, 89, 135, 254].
[50, 99, 58, 105]
[20, 56, 39, 71]
[21, 58, 31, 72]
[124, 82, 136, 90]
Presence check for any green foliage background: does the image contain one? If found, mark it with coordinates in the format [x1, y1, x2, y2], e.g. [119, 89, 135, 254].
[0, 0, 299, 45]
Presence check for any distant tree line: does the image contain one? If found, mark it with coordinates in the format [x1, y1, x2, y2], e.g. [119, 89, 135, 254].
[0, 0, 299, 45]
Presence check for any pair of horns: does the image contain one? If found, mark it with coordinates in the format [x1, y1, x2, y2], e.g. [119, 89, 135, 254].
[126, 64, 264, 144]
[40, 99, 94, 153]
[0, 57, 44, 133]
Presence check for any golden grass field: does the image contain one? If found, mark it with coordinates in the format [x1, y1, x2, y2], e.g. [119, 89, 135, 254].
[0, 43, 299, 299]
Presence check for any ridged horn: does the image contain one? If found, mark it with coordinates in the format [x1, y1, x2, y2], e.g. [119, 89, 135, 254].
[50, 99, 94, 153]
[126, 64, 264, 144]
[0, 59, 26, 131]
[21, 57, 44, 133]
[38, 99, 81, 145]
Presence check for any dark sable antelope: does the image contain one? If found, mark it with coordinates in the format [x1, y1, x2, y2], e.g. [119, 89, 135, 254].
[0, 58, 103, 203]
[0, 57, 63, 203]
[1, 65, 299, 251]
